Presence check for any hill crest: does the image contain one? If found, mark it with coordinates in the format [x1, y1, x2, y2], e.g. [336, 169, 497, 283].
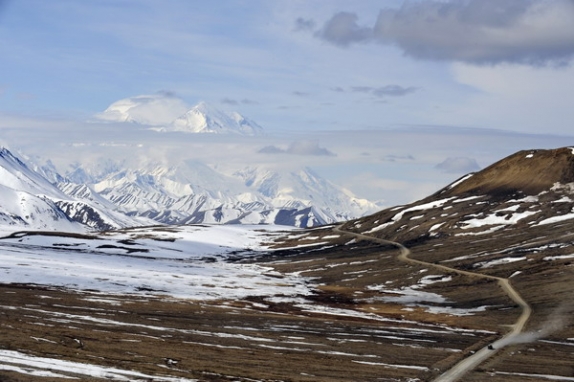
[344, 146, 574, 243]
[440, 147, 574, 198]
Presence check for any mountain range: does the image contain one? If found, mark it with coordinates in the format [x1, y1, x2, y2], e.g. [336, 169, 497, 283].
[60, 159, 376, 228]
[0, 146, 378, 231]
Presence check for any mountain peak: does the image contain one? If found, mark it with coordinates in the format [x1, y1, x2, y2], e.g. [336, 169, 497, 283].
[96, 95, 263, 135]
[170, 101, 263, 135]
[192, 100, 214, 113]
[440, 147, 574, 198]
[95, 93, 189, 126]
[0, 147, 23, 163]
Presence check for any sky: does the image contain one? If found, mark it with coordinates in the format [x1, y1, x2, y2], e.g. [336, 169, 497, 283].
[1, 0, 574, 206]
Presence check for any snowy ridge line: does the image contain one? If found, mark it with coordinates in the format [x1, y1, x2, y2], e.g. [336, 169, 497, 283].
[0, 147, 146, 232]
[78, 162, 379, 228]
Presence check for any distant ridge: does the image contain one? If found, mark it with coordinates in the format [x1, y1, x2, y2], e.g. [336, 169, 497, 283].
[343, 146, 574, 244]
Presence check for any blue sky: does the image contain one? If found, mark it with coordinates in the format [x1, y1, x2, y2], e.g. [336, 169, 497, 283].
[3, 0, 573, 134]
[1, 0, 574, 205]
[1, 0, 429, 129]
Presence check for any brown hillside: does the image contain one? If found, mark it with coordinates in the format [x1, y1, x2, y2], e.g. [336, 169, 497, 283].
[441, 147, 574, 197]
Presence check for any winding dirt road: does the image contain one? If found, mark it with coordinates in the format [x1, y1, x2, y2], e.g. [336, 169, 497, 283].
[334, 227, 532, 382]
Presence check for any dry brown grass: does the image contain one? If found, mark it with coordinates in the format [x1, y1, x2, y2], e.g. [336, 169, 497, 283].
[0, 234, 510, 382]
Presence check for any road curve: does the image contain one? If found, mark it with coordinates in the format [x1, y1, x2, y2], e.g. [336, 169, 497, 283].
[333, 227, 531, 382]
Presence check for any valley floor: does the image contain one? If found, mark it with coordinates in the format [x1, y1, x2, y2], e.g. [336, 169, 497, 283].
[0, 283, 496, 382]
[0, 222, 573, 381]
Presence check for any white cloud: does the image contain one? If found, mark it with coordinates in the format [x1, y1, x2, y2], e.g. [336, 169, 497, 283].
[287, 140, 336, 156]
[258, 140, 336, 156]
[94, 93, 189, 125]
[348, 85, 419, 97]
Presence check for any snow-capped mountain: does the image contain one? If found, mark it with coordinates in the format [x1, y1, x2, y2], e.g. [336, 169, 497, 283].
[0, 148, 79, 231]
[169, 102, 263, 135]
[94, 93, 189, 125]
[55, 182, 152, 231]
[0, 148, 81, 231]
[232, 166, 377, 222]
[0, 183, 78, 232]
[4, 144, 379, 230]
[0, 148, 146, 232]
[61, 160, 379, 227]
[95, 94, 263, 135]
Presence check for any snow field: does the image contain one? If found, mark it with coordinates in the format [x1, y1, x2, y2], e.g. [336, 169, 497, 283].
[0, 225, 314, 300]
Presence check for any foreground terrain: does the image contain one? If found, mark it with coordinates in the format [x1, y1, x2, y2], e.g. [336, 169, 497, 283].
[0, 225, 500, 381]
[1, 148, 574, 381]
[1, 221, 572, 381]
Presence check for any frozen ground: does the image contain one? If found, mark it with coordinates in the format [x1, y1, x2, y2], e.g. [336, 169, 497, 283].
[0, 349, 197, 381]
[0, 224, 315, 300]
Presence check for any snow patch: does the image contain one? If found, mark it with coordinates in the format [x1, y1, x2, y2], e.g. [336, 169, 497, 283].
[0, 349, 196, 381]
[0, 225, 314, 300]
[536, 212, 574, 226]
[351, 360, 428, 371]
[448, 174, 473, 189]
[461, 210, 539, 230]
[368, 198, 455, 233]
[543, 253, 574, 261]
[475, 256, 527, 268]
[494, 371, 574, 381]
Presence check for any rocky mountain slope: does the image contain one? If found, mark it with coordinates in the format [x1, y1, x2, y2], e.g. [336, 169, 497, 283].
[342, 147, 574, 242]
[320, 146, 574, 380]
[0, 148, 143, 232]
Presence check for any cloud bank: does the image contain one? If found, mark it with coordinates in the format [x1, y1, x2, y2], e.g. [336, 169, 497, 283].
[349, 85, 418, 98]
[313, 0, 574, 66]
[259, 140, 336, 156]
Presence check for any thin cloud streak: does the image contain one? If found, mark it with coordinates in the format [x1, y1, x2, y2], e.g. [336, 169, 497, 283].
[259, 140, 336, 157]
